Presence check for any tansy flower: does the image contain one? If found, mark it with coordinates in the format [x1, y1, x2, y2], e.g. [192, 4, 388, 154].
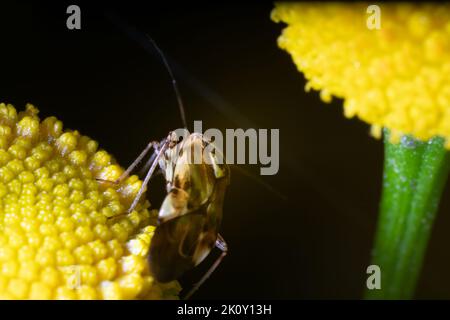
[0, 103, 181, 299]
[272, 2, 450, 146]
[272, 3, 450, 299]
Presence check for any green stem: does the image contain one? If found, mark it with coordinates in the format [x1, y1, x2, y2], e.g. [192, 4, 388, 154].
[365, 130, 450, 299]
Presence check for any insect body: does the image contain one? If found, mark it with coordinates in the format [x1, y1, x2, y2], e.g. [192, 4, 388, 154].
[149, 133, 230, 296]
[116, 132, 230, 299]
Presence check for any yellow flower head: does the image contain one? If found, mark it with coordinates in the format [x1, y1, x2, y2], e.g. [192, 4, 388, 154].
[0, 103, 181, 299]
[272, 3, 450, 145]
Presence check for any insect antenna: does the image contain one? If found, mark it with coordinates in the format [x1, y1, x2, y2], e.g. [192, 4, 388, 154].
[104, 10, 188, 130]
[145, 35, 188, 130]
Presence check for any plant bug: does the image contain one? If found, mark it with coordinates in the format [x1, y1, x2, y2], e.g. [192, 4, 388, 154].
[98, 29, 230, 299]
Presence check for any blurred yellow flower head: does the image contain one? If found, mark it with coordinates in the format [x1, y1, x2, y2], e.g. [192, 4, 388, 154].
[0, 103, 180, 299]
[272, 3, 450, 145]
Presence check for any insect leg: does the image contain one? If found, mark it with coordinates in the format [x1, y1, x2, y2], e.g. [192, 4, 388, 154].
[96, 140, 159, 185]
[117, 140, 160, 183]
[127, 140, 169, 213]
[183, 234, 228, 300]
[138, 148, 159, 177]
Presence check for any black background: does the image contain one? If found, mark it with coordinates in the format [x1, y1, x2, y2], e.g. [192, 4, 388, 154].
[1, 1, 450, 299]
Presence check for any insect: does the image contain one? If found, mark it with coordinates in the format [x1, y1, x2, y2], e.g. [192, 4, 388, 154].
[99, 34, 230, 299]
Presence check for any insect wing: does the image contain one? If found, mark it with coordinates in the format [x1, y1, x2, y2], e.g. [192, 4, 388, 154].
[148, 208, 215, 282]
[158, 138, 215, 223]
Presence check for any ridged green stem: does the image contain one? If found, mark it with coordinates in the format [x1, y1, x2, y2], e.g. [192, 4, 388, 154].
[365, 130, 450, 299]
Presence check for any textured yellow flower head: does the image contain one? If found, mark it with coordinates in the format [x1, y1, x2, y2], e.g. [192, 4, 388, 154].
[272, 3, 450, 146]
[0, 103, 180, 299]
